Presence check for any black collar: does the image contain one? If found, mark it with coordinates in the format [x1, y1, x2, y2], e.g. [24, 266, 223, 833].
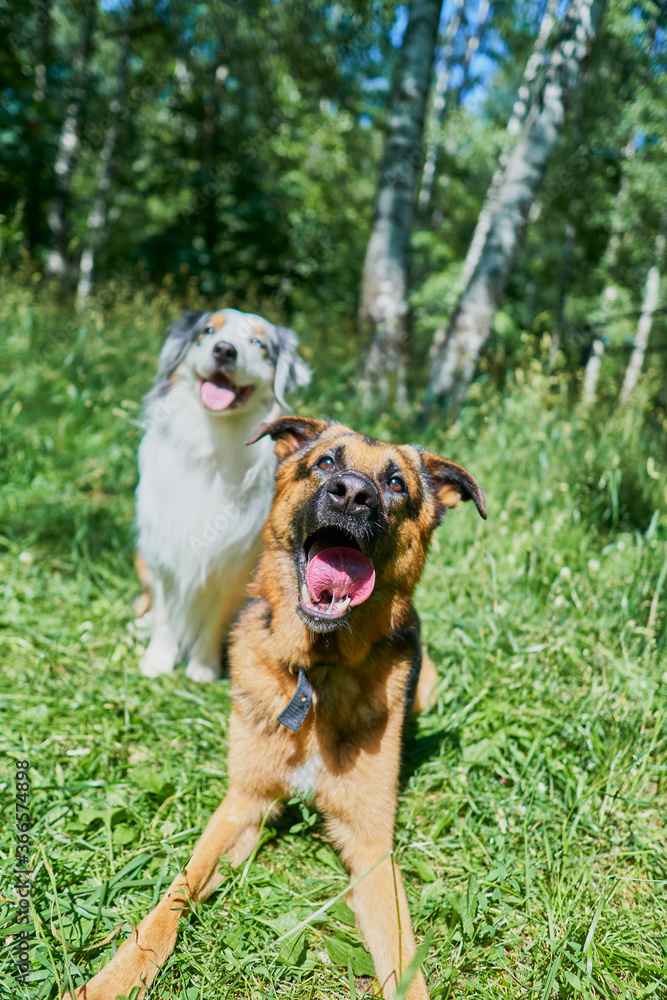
[277, 667, 313, 731]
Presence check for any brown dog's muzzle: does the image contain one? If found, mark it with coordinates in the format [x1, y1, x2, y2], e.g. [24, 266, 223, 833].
[326, 471, 378, 517]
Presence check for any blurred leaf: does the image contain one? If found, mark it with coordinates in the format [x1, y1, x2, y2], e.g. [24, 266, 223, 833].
[324, 932, 374, 977]
[130, 767, 175, 801]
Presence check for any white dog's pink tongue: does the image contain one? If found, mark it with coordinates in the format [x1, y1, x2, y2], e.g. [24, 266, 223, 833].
[306, 546, 375, 607]
[200, 379, 235, 411]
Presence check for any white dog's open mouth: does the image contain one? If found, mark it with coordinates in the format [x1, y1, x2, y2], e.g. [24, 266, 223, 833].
[199, 374, 254, 412]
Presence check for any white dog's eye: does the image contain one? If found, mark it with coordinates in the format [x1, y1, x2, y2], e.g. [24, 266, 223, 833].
[204, 327, 215, 335]
[251, 337, 263, 348]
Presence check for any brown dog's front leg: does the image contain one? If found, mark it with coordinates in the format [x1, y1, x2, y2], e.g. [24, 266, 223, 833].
[349, 846, 429, 1000]
[329, 818, 429, 1000]
[63, 788, 272, 1000]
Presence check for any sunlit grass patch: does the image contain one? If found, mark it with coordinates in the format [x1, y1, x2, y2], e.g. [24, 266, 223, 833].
[1, 285, 666, 998]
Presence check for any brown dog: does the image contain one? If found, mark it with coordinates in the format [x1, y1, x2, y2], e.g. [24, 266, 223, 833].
[64, 416, 486, 1000]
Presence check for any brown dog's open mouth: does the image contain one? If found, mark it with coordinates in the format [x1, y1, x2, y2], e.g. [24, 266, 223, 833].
[298, 527, 375, 625]
[199, 374, 254, 412]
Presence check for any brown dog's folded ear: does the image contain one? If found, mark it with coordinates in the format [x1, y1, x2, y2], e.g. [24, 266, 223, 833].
[246, 416, 330, 461]
[421, 451, 487, 520]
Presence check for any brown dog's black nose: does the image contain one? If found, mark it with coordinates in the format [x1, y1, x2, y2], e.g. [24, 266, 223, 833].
[212, 341, 237, 364]
[326, 472, 378, 515]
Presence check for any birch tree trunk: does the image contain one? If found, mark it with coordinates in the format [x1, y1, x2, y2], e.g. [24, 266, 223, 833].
[619, 229, 665, 405]
[419, 0, 491, 216]
[581, 142, 633, 402]
[427, 0, 559, 379]
[46, 0, 96, 287]
[417, 0, 464, 214]
[76, 2, 134, 310]
[450, 0, 491, 110]
[426, 0, 606, 410]
[359, 0, 443, 409]
[202, 65, 226, 259]
[550, 97, 584, 363]
[33, 0, 54, 105]
[456, 0, 560, 295]
[550, 219, 576, 363]
[581, 2, 657, 401]
[25, 0, 55, 252]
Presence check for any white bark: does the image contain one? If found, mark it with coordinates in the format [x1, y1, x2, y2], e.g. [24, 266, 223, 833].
[451, 0, 490, 109]
[76, 2, 134, 310]
[550, 219, 576, 363]
[620, 230, 665, 404]
[550, 96, 584, 364]
[46, 0, 96, 283]
[458, 0, 561, 292]
[46, 109, 82, 278]
[427, 0, 606, 409]
[581, 336, 605, 401]
[33, 0, 54, 104]
[360, 0, 443, 409]
[74, 109, 121, 308]
[202, 62, 226, 257]
[582, 11, 657, 402]
[417, 0, 465, 213]
[581, 142, 634, 402]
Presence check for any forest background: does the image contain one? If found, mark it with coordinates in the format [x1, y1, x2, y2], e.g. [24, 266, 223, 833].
[1, 1, 667, 998]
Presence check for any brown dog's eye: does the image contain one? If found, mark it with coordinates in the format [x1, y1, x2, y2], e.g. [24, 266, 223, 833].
[388, 476, 405, 493]
[316, 456, 334, 471]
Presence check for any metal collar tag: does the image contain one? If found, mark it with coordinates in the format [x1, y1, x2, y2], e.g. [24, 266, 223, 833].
[277, 667, 313, 731]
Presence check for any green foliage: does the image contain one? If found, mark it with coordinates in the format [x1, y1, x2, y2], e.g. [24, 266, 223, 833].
[409, 0, 667, 401]
[2, 1, 667, 404]
[1, 0, 386, 307]
[1, 288, 666, 997]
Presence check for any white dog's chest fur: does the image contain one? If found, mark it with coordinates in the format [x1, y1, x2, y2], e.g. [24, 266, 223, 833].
[138, 423, 273, 584]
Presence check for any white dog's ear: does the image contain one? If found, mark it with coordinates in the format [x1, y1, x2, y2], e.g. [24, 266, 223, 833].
[145, 311, 208, 402]
[266, 325, 311, 409]
[158, 311, 207, 379]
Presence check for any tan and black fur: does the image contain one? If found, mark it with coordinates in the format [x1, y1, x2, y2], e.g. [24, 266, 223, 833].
[65, 416, 486, 1000]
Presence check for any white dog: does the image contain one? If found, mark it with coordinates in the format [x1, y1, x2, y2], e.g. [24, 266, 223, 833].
[135, 308, 310, 682]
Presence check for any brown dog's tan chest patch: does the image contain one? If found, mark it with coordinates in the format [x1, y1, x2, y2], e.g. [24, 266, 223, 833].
[311, 660, 393, 767]
[230, 600, 413, 782]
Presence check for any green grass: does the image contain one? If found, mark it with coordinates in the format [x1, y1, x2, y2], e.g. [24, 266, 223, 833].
[1, 281, 666, 999]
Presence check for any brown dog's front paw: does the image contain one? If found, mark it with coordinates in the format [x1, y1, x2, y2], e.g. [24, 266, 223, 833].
[61, 920, 170, 1000]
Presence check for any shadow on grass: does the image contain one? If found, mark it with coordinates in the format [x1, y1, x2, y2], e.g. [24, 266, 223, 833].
[400, 720, 458, 789]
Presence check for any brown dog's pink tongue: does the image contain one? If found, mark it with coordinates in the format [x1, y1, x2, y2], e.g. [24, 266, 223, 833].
[200, 379, 236, 411]
[306, 546, 375, 607]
